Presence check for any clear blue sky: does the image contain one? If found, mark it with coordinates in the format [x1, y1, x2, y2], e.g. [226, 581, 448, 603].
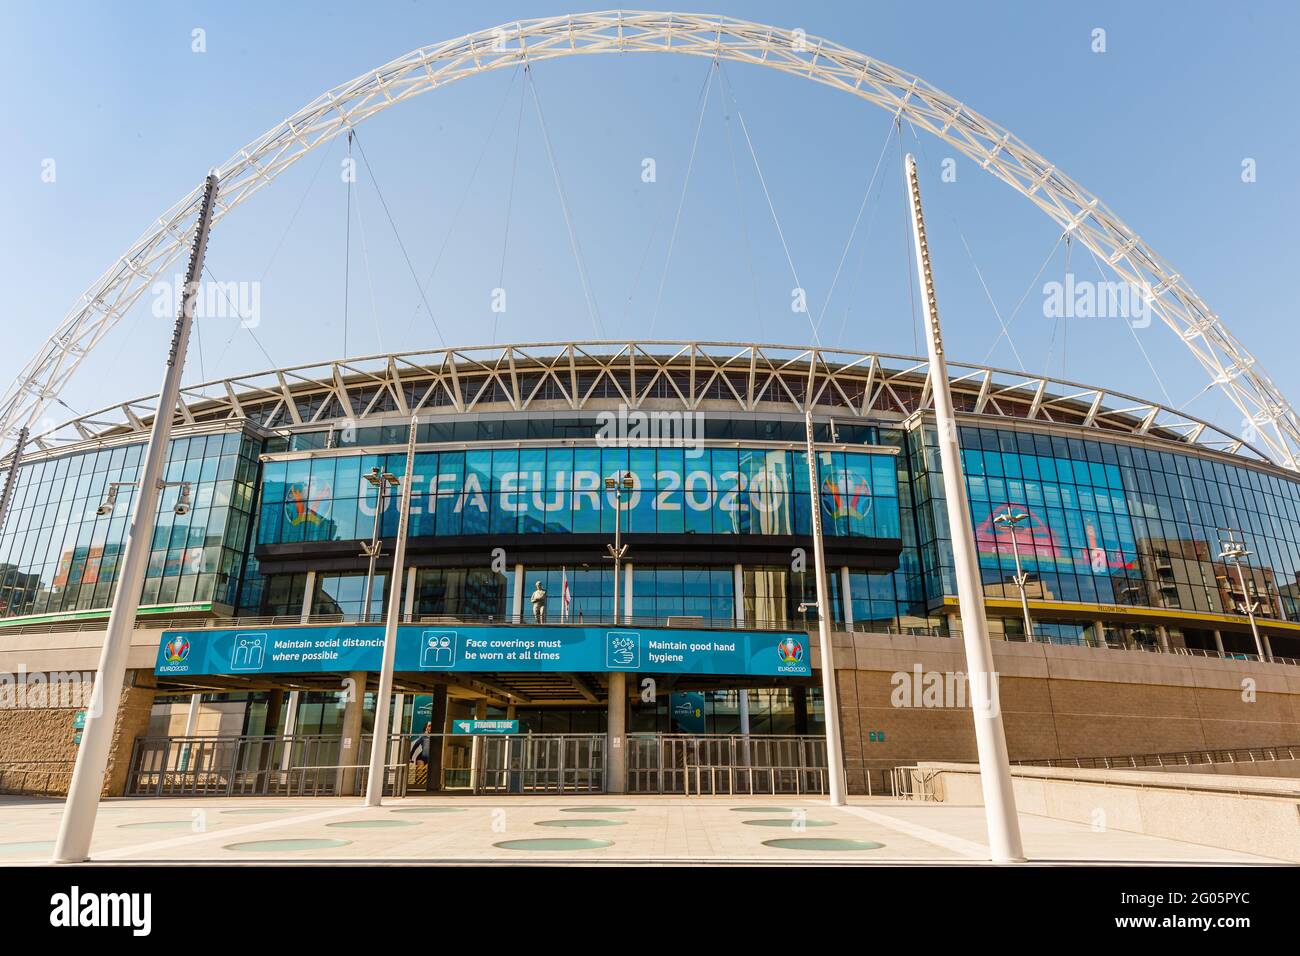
[2, 1, 1297, 442]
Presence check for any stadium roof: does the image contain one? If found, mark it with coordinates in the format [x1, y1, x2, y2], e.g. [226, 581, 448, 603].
[4, 341, 1272, 468]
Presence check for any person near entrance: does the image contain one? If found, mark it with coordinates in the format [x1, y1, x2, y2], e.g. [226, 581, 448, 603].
[531, 581, 548, 623]
[409, 721, 433, 766]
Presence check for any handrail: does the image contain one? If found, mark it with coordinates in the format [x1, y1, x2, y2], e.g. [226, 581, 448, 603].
[1017, 743, 1300, 770]
[0, 611, 809, 636]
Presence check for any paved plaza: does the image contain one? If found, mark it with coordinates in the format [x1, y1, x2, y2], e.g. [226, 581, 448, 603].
[0, 794, 1283, 865]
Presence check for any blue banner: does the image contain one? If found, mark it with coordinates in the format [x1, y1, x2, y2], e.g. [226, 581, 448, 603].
[156, 624, 811, 679]
[409, 694, 433, 734]
[670, 692, 707, 734]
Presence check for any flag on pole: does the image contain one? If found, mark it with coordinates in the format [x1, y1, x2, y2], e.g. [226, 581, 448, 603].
[561, 566, 572, 623]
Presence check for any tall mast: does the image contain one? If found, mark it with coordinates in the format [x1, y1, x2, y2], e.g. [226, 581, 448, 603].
[904, 153, 1025, 863]
[53, 174, 220, 864]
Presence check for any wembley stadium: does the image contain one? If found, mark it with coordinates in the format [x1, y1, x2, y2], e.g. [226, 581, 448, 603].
[3, 340, 1299, 798]
[0, 12, 1298, 813]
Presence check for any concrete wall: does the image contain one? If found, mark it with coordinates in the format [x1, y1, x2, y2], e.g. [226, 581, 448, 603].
[918, 761, 1300, 863]
[0, 678, 153, 797]
[104, 685, 155, 796]
[0, 704, 80, 765]
[815, 631, 1300, 794]
[0, 624, 168, 675]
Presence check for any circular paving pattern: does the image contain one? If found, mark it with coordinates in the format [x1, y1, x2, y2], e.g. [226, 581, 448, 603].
[762, 837, 885, 852]
[0, 840, 55, 856]
[494, 838, 614, 851]
[221, 807, 307, 815]
[559, 806, 635, 813]
[225, 838, 351, 852]
[326, 819, 421, 829]
[743, 818, 837, 828]
[117, 820, 201, 831]
[729, 806, 796, 813]
[391, 807, 468, 814]
[535, 818, 627, 828]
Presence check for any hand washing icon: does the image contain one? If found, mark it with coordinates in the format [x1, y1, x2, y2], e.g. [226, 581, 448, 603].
[605, 631, 640, 669]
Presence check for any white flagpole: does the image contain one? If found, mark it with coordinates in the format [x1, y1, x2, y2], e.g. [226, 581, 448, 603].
[904, 153, 1025, 863]
[53, 174, 220, 864]
[561, 565, 570, 623]
[364, 413, 417, 807]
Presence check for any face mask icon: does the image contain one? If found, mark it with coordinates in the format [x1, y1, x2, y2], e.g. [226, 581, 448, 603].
[420, 631, 457, 669]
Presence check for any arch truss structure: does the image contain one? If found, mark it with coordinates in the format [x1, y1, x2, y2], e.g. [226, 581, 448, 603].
[10, 342, 1268, 468]
[3, 10, 1295, 468]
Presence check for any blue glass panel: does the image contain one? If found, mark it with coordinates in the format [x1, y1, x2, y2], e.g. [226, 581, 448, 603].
[629, 447, 656, 485]
[545, 448, 574, 488]
[627, 477, 657, 533]
[490, 448, 519, 488]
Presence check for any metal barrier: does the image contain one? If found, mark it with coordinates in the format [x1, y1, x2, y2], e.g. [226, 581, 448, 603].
[626, 734, 827, 795]
[887, 765, 942, 801]
[125, 731, 828, 796]
[473, 734, 605, 793]
[125, 733, 407, 797]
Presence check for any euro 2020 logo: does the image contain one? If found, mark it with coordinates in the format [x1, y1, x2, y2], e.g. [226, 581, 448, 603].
[285, 480, 332, 527]
[163, 635, 190, 664]
[776, 636, 804, 666]
[821, 468, 872, 522]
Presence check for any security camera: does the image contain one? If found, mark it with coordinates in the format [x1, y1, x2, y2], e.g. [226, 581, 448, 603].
[96, 483, 124, 516]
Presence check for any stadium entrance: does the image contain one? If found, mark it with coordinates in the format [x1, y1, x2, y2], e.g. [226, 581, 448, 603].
[126, 727, 828, 797]
[142, 621, 827, 797]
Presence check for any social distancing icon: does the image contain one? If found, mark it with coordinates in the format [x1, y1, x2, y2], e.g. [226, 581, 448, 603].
[230, 633, 266, 672]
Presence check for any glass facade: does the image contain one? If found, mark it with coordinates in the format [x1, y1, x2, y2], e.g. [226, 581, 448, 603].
[266, 416, 882, 455]
[256, 446, 901, 545]
[414, 567, 510, 619]
[0, 431, 258, 618]
[630, 566, 734, 624]
[4, 408, 1300, 645]
[508, 688, 824, 735]
[915, 423, 1300, 623]
[739, 566, 912, 630]
[313, 571, 388, 619]
[521, 566, 615, 623]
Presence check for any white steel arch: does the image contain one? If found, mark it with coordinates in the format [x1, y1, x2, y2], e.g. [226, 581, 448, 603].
[4, 10, 1295, 467]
